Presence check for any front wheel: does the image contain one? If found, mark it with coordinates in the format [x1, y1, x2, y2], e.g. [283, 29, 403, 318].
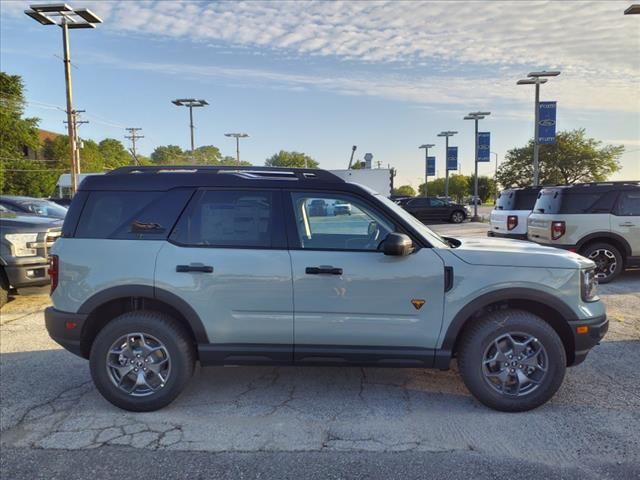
[450, 211, 465, 223]
[90, 310, 195, 412]
[457, 309, 566, 412]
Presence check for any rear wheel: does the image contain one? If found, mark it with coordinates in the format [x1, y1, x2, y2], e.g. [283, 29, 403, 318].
[90, 310, 195, 412]
[457, 309, 566, 412]
[450, 211, 465, 223]
[580, 242, 623, 284]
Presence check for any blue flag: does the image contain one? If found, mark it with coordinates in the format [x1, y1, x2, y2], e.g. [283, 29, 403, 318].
[477, 132, 490, 162]
[426, 156, 436, 177]
[538, 101, 557, 144]
[446, 147, 458, 171]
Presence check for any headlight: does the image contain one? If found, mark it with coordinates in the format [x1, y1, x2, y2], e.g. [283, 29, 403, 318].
[4, 233, 38, 257]
[581, 268, 599, 302]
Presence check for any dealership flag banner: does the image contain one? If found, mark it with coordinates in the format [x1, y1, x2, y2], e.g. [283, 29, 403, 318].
[426, 156, 436, 177]
[538, 101, 557, 144]
[446, 147, 458, 171]
[477, 132, 490, 162]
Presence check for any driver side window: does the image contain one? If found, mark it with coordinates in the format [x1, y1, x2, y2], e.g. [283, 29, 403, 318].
[290, 192, 393, 251]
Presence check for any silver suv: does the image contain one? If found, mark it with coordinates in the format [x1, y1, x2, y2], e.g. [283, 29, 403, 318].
[45, 166, 607, 412]
[528, 182, 640, 283]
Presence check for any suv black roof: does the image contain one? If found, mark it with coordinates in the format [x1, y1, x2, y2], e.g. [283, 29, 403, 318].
[540, 181, 639, 193]
[80, 166, 349, 192]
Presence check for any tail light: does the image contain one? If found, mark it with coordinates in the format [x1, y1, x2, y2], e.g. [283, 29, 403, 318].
[507, 215, 518, 231]
[48, 255, 59, 294]
[551, 221, 566, 240]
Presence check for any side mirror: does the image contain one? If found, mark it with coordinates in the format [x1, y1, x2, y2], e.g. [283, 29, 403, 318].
[381, 233, 413, 256]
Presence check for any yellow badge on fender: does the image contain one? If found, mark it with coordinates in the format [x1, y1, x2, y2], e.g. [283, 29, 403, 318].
[411, 299, 426, 310]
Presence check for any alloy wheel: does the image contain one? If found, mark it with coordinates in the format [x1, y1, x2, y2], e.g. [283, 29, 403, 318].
[587, 248, 617, 280]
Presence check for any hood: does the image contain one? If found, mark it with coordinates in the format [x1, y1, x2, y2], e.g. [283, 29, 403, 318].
[0, 213, 63, 230]
[450, 237, 593, 269]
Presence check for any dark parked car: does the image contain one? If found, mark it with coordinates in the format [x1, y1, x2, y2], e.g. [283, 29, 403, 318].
[0, 195, 68, 219]
[0, 208, 62, 307]
[400, 197, 470, 223]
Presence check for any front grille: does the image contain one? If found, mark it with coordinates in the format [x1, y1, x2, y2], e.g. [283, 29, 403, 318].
[30, 229, 61, 257]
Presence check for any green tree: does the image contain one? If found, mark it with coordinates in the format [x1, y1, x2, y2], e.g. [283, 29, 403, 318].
[193, 145, 222, 165]
[150, 145, 184, 165]
[497, 129, 623, 187]
[265, 150, 318, 168]
[218, 155, 252, 166]
[0, 72, 40, 193]
[99, 138, 132, 170]
[467, 175, 496, 202]
[392, 185, 416, 197]
[419, 177, 445, 197]
[419, 175, 469, 202]
[44, 135, 104, 173]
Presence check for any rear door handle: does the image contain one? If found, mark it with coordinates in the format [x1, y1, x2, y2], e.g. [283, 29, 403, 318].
[305, 266, 343, 275]
[619, 222, 635, 227]
[176, 264, 214, 273]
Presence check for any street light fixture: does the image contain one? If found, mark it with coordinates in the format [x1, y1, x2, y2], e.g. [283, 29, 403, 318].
[172, 98, 208, 159]
[419, 144, 435, 196]
[517, 70, 561, 186]
[464, 111, 491, 221]
[437, 131, 458, 199]
[24, 3, 102, 196]
[224, 133, 249, 165]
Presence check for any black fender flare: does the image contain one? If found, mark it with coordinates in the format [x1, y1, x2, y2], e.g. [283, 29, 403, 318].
[77, 285, 209, 343]
[439, 287, 576, 353]
[575, 232, 632, 258]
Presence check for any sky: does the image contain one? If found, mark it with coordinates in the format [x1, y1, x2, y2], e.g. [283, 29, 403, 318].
[1, 0, 639, 188]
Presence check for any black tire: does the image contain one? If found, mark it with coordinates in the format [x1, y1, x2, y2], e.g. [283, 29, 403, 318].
[580, 242, 623, 284]
[450, 210, 466, 223]
[457, 309, 566, 412]
[90, 310, 195, 412]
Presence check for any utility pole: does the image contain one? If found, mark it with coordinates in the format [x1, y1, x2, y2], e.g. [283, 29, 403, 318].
[172, 98, 208, 160]
[464, 111, 491, 221]
[224, 133, 249, 165]
[491, 151, 499, 203]
[125, 128, 144, 165]
[64, 109, 88, 174]
[517, 70, 560, 186]
[437, 131, 458, 199]
[419, 143, 435, 196]
[348, 145, 357, 169]
[25, 4, 102, 196]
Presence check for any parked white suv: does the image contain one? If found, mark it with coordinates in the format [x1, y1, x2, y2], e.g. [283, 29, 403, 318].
[489, 187, 541, 240]
[528, 182, 640, 283]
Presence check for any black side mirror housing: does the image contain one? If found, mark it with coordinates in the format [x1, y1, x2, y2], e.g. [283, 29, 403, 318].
[381, 233, 413, 256]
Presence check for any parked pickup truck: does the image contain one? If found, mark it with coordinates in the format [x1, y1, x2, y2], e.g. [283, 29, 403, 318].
[0, 206, 61, 307]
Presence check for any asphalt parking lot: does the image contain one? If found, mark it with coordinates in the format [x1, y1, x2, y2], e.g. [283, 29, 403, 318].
[1, 222, 639, 479]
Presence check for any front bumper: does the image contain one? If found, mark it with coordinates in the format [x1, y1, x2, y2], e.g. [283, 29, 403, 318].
[569, 314, 608, 365]
[45, 307, 87, 358]
[4, 258, 50, 289]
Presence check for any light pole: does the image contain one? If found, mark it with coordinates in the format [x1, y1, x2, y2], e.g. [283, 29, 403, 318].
[419, 143, 435, 196]
[491, 151, 499, 203]
[437, 131, 458, 199]
[25, 3, 102, 196]
[464, 111, 491, 221]
[172, 98, 208, 159]
[517, 70, 560, 186]
[224, 133, 249, 165]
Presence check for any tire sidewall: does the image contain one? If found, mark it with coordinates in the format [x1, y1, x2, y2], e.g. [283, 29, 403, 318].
[459, 310, 566, 412]
[451, 211, 465, 223]
[90, 311, 194, 412]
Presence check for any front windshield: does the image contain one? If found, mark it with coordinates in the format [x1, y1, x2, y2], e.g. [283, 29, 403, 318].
[20, 200, 67, 219]
[375, 194, 449, 248]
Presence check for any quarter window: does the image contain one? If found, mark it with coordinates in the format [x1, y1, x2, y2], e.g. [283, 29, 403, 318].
[290, 192, 393, 251]
[171, 190, 274, 248]
[616, 192, 640, 216]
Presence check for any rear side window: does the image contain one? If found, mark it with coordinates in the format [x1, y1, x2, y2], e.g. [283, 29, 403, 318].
[616, 191, 640, 216]
[534, 189, 610, 214]
[75, 190, 193, 239]
[170, 190, 275, 248]
[495, 190, 515, 210]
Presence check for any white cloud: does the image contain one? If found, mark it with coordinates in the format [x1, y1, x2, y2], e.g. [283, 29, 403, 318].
[4, 0, 639, 113]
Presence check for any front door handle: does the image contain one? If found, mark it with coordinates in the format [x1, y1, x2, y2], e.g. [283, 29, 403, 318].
[305, 266, 343, 275]
[619, 222, 636, 227]
[176, 264, 214, 273]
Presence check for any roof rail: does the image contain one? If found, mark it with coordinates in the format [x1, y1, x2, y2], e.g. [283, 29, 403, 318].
[107, 165, 344, 183]
[547, 181, 640, 187]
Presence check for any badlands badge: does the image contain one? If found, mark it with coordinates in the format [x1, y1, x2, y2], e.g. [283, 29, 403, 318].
[411, 299, 426, 310]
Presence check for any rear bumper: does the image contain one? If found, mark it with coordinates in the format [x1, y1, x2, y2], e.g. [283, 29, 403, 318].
[487, 231, 528, 240]
[45, 307, 87, 358]
[4, 260, 50, 289]
[569, 314, 608, 366]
